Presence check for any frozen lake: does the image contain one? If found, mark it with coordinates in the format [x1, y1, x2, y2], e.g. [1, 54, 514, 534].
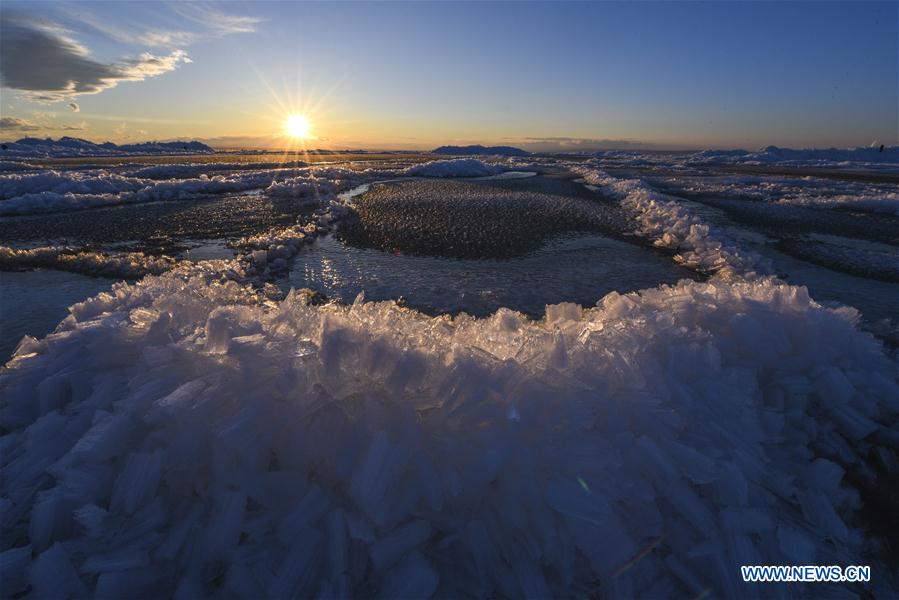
[2, 153, 898, 597]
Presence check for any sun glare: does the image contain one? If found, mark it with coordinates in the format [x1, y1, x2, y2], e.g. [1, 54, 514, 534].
[285, 114, 311, 139]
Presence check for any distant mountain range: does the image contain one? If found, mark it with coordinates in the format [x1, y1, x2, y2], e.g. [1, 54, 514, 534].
[432, 145, 530, 157]
[0, 137, 215, 158]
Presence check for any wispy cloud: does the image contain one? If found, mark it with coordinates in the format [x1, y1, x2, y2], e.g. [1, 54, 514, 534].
[169, 3, 264, 37]
[68, 102, 80, 112]
[59, 2, 264, 48]
[0, 116, 41, 132]
[0, 13, 190, 102]
[1, 115, 86, 133]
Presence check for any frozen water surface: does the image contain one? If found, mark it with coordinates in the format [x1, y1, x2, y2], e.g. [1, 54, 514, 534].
[282, 232, 696, 318]
[0, 270, 113, 359]
[1, 153, 898, 597]
[179, 239, 235, 262]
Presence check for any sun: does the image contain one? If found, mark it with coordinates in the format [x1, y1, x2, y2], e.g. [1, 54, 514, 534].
[285, 114, 311, 139]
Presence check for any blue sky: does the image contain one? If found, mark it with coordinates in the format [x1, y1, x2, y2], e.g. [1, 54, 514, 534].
[1, 1, 896, 150]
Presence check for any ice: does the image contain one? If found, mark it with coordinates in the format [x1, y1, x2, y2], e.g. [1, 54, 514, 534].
[403, 158, 506, 178]
[0, 545, 31, 594]
[2, 152, 898, 595]
[1, 257, 897, 596]
[30, 543, 87, 599]
[377, 551, 439, 599]
[369, 519, 432, 571]
[80, 549, 149, 573]
[0, 245, 181, 279]
[124, 160, 309, 179]
[109, 450, 166, 514]
[0, 170, 300, 215]
[264, 177, 334, 199]
[561, 146, 899, 174]
[0, 164, 376, 216]
[94, 567, 165, 598]
[577, 168, 770, 279]
[659, 173, 899, 216]
[0, 170, 150, 200]
[692, 145, 899, 171]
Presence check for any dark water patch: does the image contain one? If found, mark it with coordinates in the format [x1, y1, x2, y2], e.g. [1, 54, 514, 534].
[280, 232, 697, 319]
[0, 270, 114, 362]
[178, 239, 235, 262]
[0, 194, 319, 250]
[338, 176, 630, 258]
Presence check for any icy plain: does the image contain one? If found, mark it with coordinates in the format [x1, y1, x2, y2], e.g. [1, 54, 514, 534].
[1, 151, 898, 597]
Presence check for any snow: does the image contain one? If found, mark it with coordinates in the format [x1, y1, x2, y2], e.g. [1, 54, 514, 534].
[1, 260, 897, 596]
[403, 158, 506, 178]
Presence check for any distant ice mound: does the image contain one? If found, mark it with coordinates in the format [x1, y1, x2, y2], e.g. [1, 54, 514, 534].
[693, 145, 899, 169]
[0, 137, 214, 159]
[403, 158, 506, 178]
[1, 262, 897, 597]
[432, 145, 530, 157]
